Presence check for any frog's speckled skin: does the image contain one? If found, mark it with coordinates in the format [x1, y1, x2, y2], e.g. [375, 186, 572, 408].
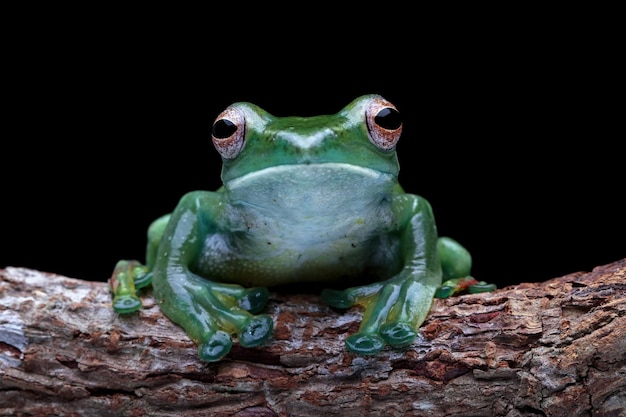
[109, 95, 494, 362]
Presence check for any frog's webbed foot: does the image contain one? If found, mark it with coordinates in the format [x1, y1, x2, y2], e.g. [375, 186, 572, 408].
[434, 277, 497, 299]
[322, 279, 430, 355]
[157, 274, 273, 362]
[109, 260, 153, 314]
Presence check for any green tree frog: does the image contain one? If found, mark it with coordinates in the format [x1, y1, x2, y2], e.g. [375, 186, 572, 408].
[109, 95, 495, 362]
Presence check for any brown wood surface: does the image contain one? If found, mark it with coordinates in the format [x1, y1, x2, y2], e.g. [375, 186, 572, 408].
[1, 259, 624, 417]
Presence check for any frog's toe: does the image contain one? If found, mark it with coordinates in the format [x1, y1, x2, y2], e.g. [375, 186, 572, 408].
[198, 330, 233, 362]
[434, 285, 456, 299]
[112, 294, 142, 314]
[345, 333, 386, 355]
[238, 314, 274, 347]
[469, 282, 497, 294]
[238, 287, 270, 314]
[133, 270, 153, 289]
[380, 322, 417, 347]
[321, 288, 354, 309]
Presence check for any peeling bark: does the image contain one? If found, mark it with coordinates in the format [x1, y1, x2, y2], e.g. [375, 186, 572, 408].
[0, 259, 624, 417]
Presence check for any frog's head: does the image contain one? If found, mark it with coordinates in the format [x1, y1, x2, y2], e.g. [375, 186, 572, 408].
[211, 94, 402, 186]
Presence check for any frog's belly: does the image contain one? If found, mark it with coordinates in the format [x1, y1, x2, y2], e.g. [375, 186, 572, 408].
[197, 224, 400, 287]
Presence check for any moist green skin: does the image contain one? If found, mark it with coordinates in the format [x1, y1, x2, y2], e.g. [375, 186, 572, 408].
[109, 94, 491, 362]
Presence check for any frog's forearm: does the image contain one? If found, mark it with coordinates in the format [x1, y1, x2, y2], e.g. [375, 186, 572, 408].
[359, 206, 441, 327]
[380, 201, 441, 328]
[401, 202, 441, 282]
[149, 194, 222, 341]
[393, 203, 442, 325]
[326, 195, 442, 355]
[151, 192, 272, 361]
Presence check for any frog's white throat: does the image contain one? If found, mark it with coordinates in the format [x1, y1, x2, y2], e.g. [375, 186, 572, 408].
[224, 163, 395, 214]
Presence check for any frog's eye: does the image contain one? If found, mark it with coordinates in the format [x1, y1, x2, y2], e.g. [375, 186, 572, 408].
[365, 98, 402, 151]
[212, 106, 246, 159]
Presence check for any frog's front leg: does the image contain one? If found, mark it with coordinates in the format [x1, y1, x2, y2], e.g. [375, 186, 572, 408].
[322, 194, 442, 355]
[151, 191, 273, 362]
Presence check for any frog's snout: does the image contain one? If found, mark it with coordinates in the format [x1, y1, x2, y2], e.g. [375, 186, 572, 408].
[276, 128, 334, 150]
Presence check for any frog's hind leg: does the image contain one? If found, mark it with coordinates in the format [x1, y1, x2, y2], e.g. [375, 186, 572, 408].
[435, 236, 496, 298]
[145, 214, 170, 270]
[109, 260, 151, 314]
[109, 215, 171, 314]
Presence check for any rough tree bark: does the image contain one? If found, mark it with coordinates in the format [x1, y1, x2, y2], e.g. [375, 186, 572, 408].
[0, 259, 624, 417]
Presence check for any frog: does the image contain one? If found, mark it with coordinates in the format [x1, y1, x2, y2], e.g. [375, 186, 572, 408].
[109, 94, 495, 362]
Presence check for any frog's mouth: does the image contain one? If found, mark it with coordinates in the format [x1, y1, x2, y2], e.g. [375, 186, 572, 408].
[226, 162, 387, 190]
[224, 162, 396, 213]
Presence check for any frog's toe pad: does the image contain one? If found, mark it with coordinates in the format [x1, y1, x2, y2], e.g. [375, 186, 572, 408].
[380, 322, 417, 347]
[238, 315, 273, 347]
[112, 295, 142, 314]
[198, 331, 233, 362]
[321, 288, 354, 309]
[345, 333, 385, 355]
[238, 287, 270, 314]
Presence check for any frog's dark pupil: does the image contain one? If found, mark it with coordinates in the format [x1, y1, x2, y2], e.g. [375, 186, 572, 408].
[212, 119, 237, 139]
[375, 108, 401, 130]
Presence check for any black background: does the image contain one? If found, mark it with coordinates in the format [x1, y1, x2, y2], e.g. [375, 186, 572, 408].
[2, 17, 623, 290]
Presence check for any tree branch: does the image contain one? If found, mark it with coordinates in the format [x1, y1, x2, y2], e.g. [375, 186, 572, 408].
[1, 259, 625, 417]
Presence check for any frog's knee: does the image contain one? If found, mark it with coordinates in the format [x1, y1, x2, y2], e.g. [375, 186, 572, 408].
[146, 214, 171, 268]
[147, 214, 171, 243]
[437, 236, 472, 280]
